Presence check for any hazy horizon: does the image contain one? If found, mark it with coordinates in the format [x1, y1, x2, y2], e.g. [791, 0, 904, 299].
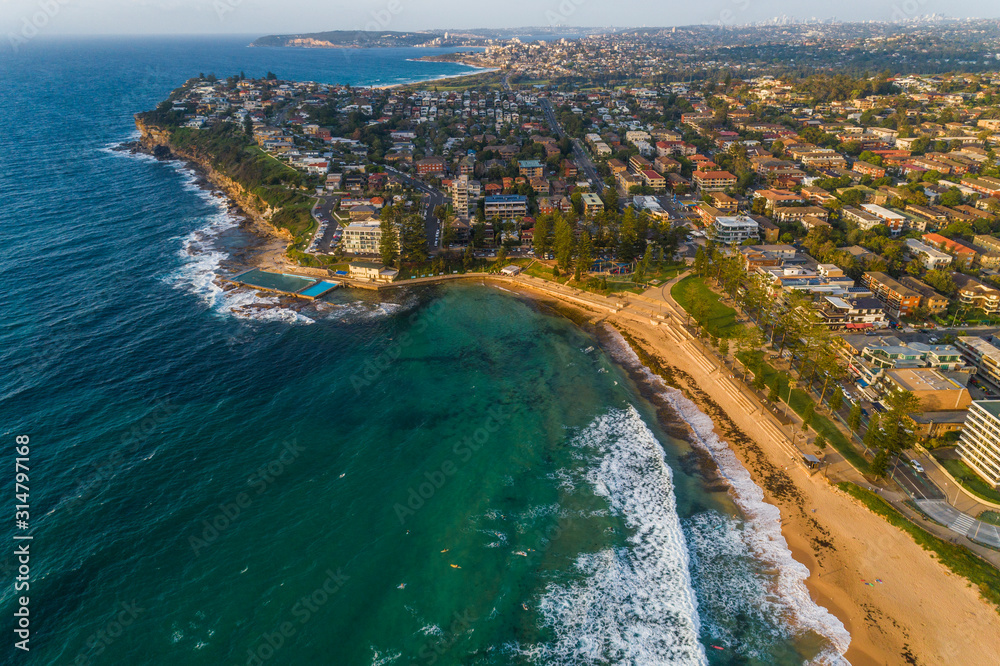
[2, 0, 998, 39]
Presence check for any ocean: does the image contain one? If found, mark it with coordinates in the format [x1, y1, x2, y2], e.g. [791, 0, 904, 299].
[0, 36, 849, 665]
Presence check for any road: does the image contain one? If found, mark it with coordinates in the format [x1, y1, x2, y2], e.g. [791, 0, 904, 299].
[385, 167, 447, 252]
[539, 98, 604, 193]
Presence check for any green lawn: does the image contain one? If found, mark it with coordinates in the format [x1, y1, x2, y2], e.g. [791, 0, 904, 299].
[670, 275, 742, 338]
[738, 350, 872, 474]
[838, 482, 1000, 611]
[979, 511, 1000, 527]
[934, 456, 1000, 505]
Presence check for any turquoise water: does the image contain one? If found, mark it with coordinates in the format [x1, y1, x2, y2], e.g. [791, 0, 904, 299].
[0, 37, 849, 665]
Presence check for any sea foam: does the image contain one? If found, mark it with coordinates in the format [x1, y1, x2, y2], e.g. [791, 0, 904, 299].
[604, 327, 851, 665]
[531, 405, 707, 665]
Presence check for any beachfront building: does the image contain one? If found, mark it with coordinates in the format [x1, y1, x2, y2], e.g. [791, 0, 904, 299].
[349, 261, 398, 283]
[861, 272, 922, 318]
[712, 216, 759, 245]
[342, 220, 382, 255]
[958, 401, 1000, 489]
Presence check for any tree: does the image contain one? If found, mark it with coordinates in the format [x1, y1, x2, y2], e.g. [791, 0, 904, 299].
[801, 403, 815, 431]
[400, 213, 428, 264]
[848, 403, 863, 438]
[863, 413, 882, 454]
[768, 383, 780, 403]
[814, 434, 827, 450]
[554, 216, 575, 270]
[379, 217, 399, 267]
[719, 338, 730, 358]
[735, 329, 764, 380]
[871, 448, 890, 478]
[829, 387, 844, 413]
[243, 115, 254, 138]
[577, 230, 594, 276]
[534, 214, 552, 258]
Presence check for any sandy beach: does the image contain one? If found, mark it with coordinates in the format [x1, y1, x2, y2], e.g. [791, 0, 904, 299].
[493, 274, 1000, 665]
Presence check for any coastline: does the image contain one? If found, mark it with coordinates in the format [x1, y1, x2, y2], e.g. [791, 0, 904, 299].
[129, 80, 1000, 663]
[374, 62, 499, 89]
[490, 277, 1000, 666]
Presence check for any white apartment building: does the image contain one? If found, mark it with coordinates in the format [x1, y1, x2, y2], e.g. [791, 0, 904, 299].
[712, 216, 759, 245]
[342, 220, 382, 255]
[959, 401, 1000, 489]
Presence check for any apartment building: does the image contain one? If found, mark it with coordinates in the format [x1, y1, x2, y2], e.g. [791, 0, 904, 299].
[880, 368, 971, 412]
[581, 192, 604, 216]
[898, 276, 950, 314]
[484, 194, 527, 220]
[904, 238, 953, 270]
[958, 401, 1000, 489]
[517, 160, 544, 178]
[816, 296, 887, 330]
[956, 336, 1000, 394]
[449, 175, 480, 217]
[342, 220, 383, 255]
[693, 170, 737, 193]
[712, 216, 759, 245]
[954, 274, 1000, 315]
[862, 272, 922, 318]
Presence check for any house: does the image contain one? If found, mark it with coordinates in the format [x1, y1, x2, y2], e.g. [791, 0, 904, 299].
[774, 206, 829, 224]
[349, 261, 398, 283]
[754, 188, 803, 211]
[853, 160, 887, 178]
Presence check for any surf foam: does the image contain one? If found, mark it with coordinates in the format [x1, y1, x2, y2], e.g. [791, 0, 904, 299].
[604, 327, 851, 665]
[532, 406, 707, 665]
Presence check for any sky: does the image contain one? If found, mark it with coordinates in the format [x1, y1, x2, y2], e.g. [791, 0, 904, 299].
[1, 0, 997, 37]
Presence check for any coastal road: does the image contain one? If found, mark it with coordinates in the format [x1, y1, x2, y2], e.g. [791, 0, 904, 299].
[539, 98, 604, 194]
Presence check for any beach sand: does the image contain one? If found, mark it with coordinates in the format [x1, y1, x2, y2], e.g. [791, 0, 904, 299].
[501, 277, 1000, 666]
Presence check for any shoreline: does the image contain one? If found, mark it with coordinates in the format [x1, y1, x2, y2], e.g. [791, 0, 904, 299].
[373, 62, 499, 89]
[488, 277, 1000, 665]
[128, 96, 1000, 662]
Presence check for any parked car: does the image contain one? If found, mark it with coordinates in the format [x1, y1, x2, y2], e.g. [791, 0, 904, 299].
[910, 459, 924, 473]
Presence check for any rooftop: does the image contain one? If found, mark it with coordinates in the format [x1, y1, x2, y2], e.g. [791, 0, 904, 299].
[886, 368, 963, 392]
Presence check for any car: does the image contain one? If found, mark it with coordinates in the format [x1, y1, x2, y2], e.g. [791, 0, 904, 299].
[910, 459, 924, 473]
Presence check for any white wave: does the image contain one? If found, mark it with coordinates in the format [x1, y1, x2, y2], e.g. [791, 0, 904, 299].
[531, 406, 707, 665]
[321, 300, 406, 322]
[604, 327, 852, 665]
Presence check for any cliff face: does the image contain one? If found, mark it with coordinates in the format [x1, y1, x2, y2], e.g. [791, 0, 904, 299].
[134, 116, 293, 242]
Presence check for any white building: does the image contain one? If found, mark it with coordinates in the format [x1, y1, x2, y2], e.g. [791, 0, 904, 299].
[959, 401, 1000, 489]
[904, 238, 953, 270]
[712, 216, 759, 245]
[342, 220, 382, 255]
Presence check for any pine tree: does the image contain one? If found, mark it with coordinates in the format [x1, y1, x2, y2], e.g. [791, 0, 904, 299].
[554, 216, 575, 270]
[533, 214, 552, 258]
[379, 216, 399, 267]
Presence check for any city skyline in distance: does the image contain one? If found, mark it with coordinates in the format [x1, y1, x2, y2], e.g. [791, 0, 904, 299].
[2, 0, 998, 37]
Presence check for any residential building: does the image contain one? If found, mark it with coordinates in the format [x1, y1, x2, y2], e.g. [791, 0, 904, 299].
[922, 232, 977, 266]
[342, 220, 383, 255]
[956, 336, 1000, 394]
[904, 238, 953, 270]
[712, 216, 759, 245]
[693, 170, 737, 193]
[862, 272, 922, 318]
[484, 194, 527, 220]
[955, 274, 1000, 314]
[416, 157, 447, 176]
[581, 192, 604, 216]
[518, 160, 544, 178]
[816, 296, 887, 330]
[958, 401, 1000, 489]
[898, 276, 950, 314]
[861, 204, 907, 235]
